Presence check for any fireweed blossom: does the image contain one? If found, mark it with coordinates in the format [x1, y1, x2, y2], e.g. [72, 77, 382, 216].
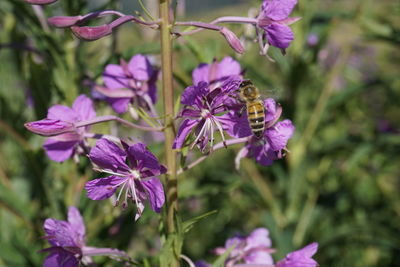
[95, 54, 158, 115]
[214, 228, 275, 267]
[85, 139, 166, 220]
[192, 57, 242, 88]
[172, 81, 240, 153]
[42, 206, 129, 267]
[224, 97, 295, 168]
[24, 95, 96, 162]
[257, 0, 301, 54]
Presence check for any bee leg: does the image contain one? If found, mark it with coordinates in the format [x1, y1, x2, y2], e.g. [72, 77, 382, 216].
[237, 105, 246, 117]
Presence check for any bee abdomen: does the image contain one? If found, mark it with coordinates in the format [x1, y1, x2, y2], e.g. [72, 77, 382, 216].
[247, 101, 265, 138]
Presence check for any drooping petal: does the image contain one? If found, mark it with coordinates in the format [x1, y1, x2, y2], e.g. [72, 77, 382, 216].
[264, 98, 278, 122]
[85, 176, 126, 200]
[43, 138, 78, 162]
[89, 139, 130, 173]
[43, 248, 79, 267]
[276, 242, 318, 267]
[262, 0, 298, 21]
[192, 63, 210, 85]
[249, 142, 274, 166]
[107, 97, 132, 114]
[47, 105, 78, 123]
[103, 64, 130, 90]
[216, 57, 241, 81]
[72, 95, 96, 121]
[67, 207, 85, 243]
[128, 54, 154, 81]
[172, 119, 199, 149]
[141, 178, 165, 213]
[43, 219, 76, 247]
[266, 23, 294, 49]
[265, 119, 295, 151]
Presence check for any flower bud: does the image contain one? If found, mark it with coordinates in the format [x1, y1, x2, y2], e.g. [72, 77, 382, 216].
[220, 27, 245, 54]
[24, 119, 76, 136]
[71, 25, 112, 41]
[24, 0, 58, 5]
[48, 16, 82, 28]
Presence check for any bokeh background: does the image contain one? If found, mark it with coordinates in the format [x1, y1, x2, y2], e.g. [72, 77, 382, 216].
[0, 0, 399, 266]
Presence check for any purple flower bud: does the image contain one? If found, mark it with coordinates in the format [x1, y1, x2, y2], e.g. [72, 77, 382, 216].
[307, 33, 319, 47]
[24, 119, 76, 136]
[24, 0, 58, 4]
[48, 16, 82, 28]
[71, 25, 112, 41]
[220, 27, 245, 54]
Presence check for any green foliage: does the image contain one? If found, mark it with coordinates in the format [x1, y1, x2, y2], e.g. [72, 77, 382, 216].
[0, 0, 399, 266]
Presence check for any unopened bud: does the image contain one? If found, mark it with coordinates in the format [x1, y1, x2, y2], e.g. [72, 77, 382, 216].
[24, 0, 58, 5]
[71, 25, 112, 41]
[48, 16, 82, 28]
[24, 119, 76, 136]
[220, 27, 245, 54]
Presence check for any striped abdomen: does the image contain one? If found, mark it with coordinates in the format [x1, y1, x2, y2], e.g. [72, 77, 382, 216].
[247, 100, 265, 138]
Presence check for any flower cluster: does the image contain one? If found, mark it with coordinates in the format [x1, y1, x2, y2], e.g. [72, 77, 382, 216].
[174, 58, 294, 167]
[197, 228, 318, 267]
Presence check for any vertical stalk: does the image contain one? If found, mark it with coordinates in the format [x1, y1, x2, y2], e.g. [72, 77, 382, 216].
[159, 1, 179, 266]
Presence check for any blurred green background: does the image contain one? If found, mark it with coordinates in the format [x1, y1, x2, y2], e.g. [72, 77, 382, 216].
[0, 0, 399, 266]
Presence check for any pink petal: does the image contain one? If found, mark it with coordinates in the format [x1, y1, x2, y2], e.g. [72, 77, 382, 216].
[89, 139, 130, 173]
[103, 64, 130, 90]
[47, 105, 78, 123]
[43, 138, 77, 162]
[67, 207, 85, 242]
[128, 54, 154, 81]
[85, 176, 126, 200]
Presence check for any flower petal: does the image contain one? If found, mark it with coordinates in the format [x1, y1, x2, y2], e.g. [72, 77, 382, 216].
[265, 119, 295, 151]
[141, 178, 165, 213]
[181, 82, 209, 105]
[72, 95, 96, 121]
[67, 207, 85, 242]
[192, 63, 210, 85]
[262, 0, 298, 21]
[246, 228, 272, 249]
[249, 142, 274, 166]
[221, 112, 252, 138]
[126, 143, 165, 176]
[172, 119, 199, 149]
[43, 218, 76, 247]
[47, 105, 78, 123]
[43, 248, 79, 267]
[89, 139, 130, 173]
[107, 97, 131, 114]
[216, 57, 241, 80]
[276, 242, 318, 267]
[103, 64, 130, 89]
[85, 176, 126, 200]
[128, 54, 154, 81]
[244, 251, 274, 265]
[266, 23, 294, 49]
[43, 138, 78, 162]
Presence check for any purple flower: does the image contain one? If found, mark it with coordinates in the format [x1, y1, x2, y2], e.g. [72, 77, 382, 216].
[214, 228, 274, 267]
[173, 81, 238, 152]
[192, 57, 242, 88]
[276, 243, 319, 267]
[25, 95, 96, 162]
[42, 207, 84, 267]
[85, 139, 166, 220]
[42, 207, 129, 267]
[257, 0, 301, 53]
[95, 54, 158, 114]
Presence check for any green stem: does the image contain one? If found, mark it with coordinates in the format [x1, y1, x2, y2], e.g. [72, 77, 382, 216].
[159, 0, 179, 266]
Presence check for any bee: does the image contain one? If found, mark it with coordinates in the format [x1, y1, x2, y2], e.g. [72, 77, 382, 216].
[238, 79, 265, 138]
